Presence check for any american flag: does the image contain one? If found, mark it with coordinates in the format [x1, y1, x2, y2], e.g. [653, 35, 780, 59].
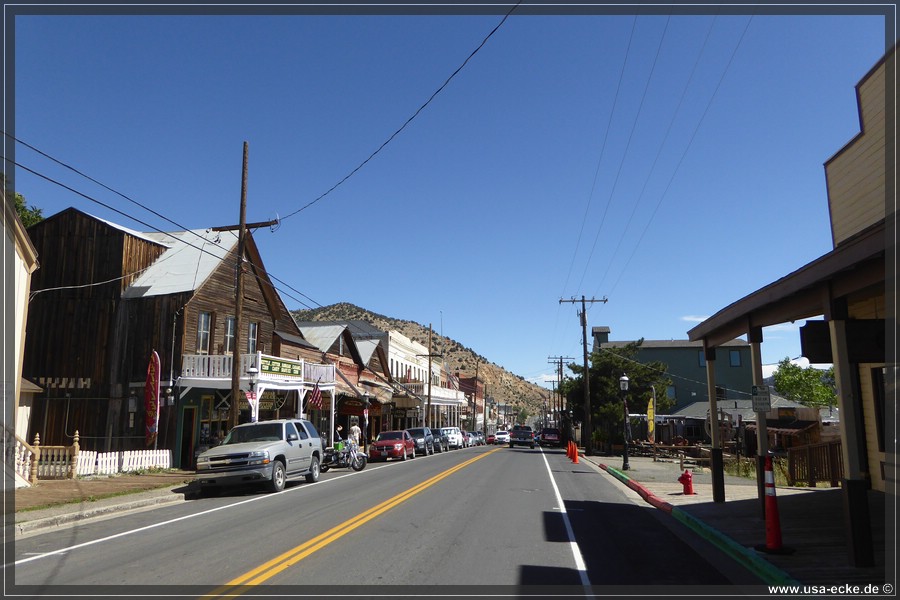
[307, 382, 322, 411]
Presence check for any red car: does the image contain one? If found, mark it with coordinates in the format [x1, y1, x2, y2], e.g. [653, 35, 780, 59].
[369, 430, 416, 462]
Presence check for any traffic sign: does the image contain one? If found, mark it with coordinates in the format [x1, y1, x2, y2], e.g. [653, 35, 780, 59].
[752, 385, 771, 413]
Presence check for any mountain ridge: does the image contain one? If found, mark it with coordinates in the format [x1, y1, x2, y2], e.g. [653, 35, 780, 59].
[291, 302, 547, 414]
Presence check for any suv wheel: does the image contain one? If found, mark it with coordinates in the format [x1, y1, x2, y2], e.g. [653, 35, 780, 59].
[306, 456, 320, 483]
[268, 460, 286, 493]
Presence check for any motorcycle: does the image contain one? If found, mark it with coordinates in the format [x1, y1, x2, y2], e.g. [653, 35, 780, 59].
[320, 437, 367, 472]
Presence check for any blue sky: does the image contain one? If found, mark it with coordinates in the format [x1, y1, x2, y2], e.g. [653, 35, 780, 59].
[9, 4, 890, 387]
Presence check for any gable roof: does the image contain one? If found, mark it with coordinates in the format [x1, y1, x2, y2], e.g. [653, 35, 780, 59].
[122, 229, 237, 298]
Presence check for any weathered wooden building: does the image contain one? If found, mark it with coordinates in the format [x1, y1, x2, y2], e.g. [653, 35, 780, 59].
[23, 208, 336, 467]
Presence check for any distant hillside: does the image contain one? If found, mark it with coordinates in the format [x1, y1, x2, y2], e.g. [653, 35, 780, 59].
[291, 303, 547, 415]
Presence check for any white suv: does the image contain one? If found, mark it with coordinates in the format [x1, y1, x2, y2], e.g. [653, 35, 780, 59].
[441, 427, 464, 450]
[494, 430, 510, 444]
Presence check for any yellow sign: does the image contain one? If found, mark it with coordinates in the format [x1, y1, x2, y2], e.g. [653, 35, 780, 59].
[647, 398, 655, 443]
[260, 357, 303, 377]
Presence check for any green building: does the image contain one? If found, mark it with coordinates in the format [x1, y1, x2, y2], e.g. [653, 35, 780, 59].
[592, 326, 753, 412]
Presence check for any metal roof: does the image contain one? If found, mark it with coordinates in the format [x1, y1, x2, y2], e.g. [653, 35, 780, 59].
[122, 229, 237, 298]
[295, 323, 349, 352]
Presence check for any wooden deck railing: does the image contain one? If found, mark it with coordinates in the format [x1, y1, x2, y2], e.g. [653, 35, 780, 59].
[14, 431, 81, 484]
[787, 440, 843, 487]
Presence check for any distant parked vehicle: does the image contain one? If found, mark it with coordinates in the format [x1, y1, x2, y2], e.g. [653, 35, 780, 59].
[407, 427, 435, 456]
[368, 430, 416, 462]
[487, 433, 496, 444]
[465, 432, 477, 447]
[441, 427, 464, 449]
[474, 431, 486, 445]
[432, 428, 450, 453]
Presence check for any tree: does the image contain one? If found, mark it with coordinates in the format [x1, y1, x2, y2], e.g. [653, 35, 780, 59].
[2, 174, 43, 227]
[562, 340, 673, 451]
[772, 358, 836, 408]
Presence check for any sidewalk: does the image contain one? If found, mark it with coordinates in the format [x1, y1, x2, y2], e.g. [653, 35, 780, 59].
[11, 470, 198, 535]
[10, 454, 889, 588]
[577, 452, 888, 588]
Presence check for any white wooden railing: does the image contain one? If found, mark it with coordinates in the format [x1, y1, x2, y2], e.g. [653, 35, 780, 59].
[12, 429, 173, 486]
[401, 382, 467, 403]
[181, 352, 335, 385]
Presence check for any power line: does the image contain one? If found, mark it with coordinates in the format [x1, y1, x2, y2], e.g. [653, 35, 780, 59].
[603, 15, 755, 300]
[278, 1, 522, 222]
[575, 15, 671, 294]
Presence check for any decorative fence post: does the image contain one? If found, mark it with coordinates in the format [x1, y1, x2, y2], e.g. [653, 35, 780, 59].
[30, 433, 41, 485]
[69, 431, 80, 479]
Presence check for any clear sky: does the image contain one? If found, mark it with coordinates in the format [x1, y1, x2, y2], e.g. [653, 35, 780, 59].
[8, 3, 891, 388]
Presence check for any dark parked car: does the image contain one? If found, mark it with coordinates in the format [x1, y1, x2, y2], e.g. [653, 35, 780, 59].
[369, 430, 416, 461]
[432, 428, 450, 453]
[406, 427, 435, 456]
[540, 428, 561, 447]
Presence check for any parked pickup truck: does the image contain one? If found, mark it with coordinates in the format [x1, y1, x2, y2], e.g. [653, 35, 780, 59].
[195, 419, 323, 494]
[509, 425, 535, 449]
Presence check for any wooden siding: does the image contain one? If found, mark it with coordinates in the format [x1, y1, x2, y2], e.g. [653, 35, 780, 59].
[826, 62, 887, 245]
[184, 245, 278, 356]
[24, 210, 167, 400]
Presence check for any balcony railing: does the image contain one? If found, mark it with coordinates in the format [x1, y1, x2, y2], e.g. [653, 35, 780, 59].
[398, 382, 467, 404]
[181, 352, 335, 386]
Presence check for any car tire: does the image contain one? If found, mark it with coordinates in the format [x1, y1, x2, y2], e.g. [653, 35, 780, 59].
[401, 448, 408, 461]
[306, 456, 320, 483]
[411, 446, 416, 459]
[428, 443, 434, 456]
[268, 460, 286, 493]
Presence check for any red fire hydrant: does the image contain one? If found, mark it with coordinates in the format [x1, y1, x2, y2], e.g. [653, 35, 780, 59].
[678, 469, 695, 495]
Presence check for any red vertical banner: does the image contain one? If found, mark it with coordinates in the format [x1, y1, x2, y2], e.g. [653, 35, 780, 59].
[145, 350, 160, 447]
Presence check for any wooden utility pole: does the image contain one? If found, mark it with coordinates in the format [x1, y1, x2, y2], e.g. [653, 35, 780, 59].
[559, 296, 607, 455]
[548, 355, 574, 425]
[426, 324, 433, 427]
[211, 143, 278, 431]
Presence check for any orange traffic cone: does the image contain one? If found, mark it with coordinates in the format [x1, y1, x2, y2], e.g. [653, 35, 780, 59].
[755, 455, 794, 554]
[567, 441, 573, 460]
[572, 443, 579, 464]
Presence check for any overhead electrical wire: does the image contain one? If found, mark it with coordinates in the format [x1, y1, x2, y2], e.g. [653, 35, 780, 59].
[278, 1, 522, 222]
[590, 14, 718, 297]
[604, 15, 754, 300]
[550, 14, 637, 358]
[574, 15, 671, 295]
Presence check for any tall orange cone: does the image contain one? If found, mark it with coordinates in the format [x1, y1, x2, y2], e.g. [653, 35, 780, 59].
[755, 455, 794, 554]
[572, 443, 579, 464]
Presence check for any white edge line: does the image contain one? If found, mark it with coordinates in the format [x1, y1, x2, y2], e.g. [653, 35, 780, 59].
[540, 447, 593, 592]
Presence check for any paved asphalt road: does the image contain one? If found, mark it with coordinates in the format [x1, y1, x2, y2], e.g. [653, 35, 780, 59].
[13, 445, 761, 596]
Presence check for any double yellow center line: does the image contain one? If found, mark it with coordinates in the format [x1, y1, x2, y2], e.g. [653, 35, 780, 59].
[203, 448, 499, 598]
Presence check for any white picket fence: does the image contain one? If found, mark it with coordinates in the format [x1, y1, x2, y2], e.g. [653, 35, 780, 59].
[74, 449, 172, 477]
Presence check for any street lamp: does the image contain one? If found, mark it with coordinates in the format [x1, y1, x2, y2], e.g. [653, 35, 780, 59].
[248, 366, 259, 423]
[619, 374, 630, 471]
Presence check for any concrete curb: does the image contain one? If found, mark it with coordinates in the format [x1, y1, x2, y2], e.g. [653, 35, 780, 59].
[14, 487, 187, 535]
[599, 462, 802, 587]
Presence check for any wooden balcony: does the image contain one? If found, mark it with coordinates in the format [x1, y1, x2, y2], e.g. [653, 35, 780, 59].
[180, 352, 335, 391]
